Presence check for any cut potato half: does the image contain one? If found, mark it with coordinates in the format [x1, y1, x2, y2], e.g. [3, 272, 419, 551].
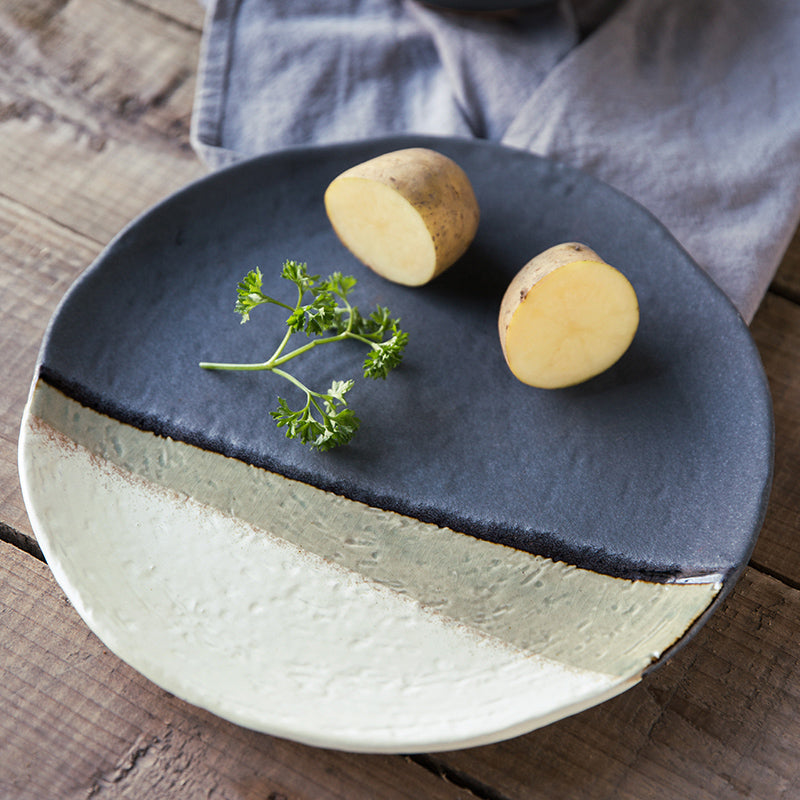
[324, 148, 480, 286]
[499, 243, 639, 389]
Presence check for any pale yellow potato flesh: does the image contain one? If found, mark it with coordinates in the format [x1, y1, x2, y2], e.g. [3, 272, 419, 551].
[499, 244, 639, 389]
[324, 148, 480, 286]
[324, 177, 437, 286]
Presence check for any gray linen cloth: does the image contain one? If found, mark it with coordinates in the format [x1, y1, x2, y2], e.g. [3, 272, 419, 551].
[191, 0, 800, 322]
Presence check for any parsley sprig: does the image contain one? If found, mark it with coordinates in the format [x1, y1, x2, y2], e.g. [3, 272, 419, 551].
[199, 260, 408, 451]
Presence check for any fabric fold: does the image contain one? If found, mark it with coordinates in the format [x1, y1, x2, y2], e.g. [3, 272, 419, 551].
[190, 0, 800, 321]
[503, 0, 800, 321]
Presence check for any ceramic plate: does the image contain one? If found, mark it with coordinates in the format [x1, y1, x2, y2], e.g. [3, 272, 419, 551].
[19, 136, 773, 753]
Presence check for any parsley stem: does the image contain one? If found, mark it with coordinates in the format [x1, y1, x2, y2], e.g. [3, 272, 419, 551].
[347, 333, 384, 350]
[198, 360, 272, 371]
[269, 333, 349, 367]
[255, 297, 294, 312]
[199, 332, 352, 372]
[268, 326, 294, 364]
[270, 366, 314, 398]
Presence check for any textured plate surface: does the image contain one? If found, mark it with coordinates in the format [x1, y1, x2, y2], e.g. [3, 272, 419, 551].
[19, 136, 773, 751]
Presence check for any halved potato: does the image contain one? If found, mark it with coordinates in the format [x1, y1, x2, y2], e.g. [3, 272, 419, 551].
[324, 148, 480, 286]
[499, 243, 639, 389]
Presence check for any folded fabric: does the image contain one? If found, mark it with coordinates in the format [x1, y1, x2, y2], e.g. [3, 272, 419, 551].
[191, 0, 800, 322]
[191, 0, 576, 161]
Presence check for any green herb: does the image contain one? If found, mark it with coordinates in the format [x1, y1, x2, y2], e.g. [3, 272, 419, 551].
[199, 260, 408, 451]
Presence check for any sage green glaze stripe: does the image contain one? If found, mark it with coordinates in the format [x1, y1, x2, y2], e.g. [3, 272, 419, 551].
[30, 380, 719, 677]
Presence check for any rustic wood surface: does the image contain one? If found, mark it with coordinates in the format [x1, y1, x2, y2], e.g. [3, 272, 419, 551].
[2, 1, 799, 797]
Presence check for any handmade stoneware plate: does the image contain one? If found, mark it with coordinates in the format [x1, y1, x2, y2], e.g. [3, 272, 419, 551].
[19, 136, 773, 753]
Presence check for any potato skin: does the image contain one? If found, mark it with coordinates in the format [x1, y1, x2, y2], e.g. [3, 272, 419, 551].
[498, 242, 603, 362]
[326, 148, 480, 282]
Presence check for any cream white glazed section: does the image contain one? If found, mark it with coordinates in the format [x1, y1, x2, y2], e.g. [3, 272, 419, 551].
[19, 381, 721, 751]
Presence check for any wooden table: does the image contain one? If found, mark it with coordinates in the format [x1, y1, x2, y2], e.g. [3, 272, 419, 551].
[2, 2, 799, 797]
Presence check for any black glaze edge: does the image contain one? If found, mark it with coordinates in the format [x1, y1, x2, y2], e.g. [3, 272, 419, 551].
[642, 434, 775, 674]
[37, 367, 729, 585]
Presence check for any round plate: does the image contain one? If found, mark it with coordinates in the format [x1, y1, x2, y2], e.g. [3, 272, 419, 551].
[19, 135, 773, 752]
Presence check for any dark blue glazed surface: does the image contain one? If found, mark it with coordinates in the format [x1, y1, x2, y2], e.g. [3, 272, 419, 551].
[38, 136, 773, 581]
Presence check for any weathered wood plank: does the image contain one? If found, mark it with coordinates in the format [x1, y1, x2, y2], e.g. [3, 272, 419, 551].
[749, 292, 800, 586]
[426, 566, 800, 800]
[0, 0, 206, 245]
[0, 197, 100, 537]
[129, 0, 205, 32]
[0, 540, 470, 800]
[2, 0, 203, 140]
[0, 0, 205, 542]
[772, 221, 800, 303]
[0, 108, 203, 240]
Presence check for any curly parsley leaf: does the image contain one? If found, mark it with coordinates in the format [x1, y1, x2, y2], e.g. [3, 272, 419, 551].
[363, 325, 410, 379]
[200, 260, 408, 451]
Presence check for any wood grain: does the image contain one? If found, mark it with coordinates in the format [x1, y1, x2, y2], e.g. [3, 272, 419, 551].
[0, 0, 205, 542]
[773, 222, 800, 303]
[2, 0, 800, 797]
[750, 293, 800, 587]
[0, 0, 205, 245]
[0, 196, 100, 537]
